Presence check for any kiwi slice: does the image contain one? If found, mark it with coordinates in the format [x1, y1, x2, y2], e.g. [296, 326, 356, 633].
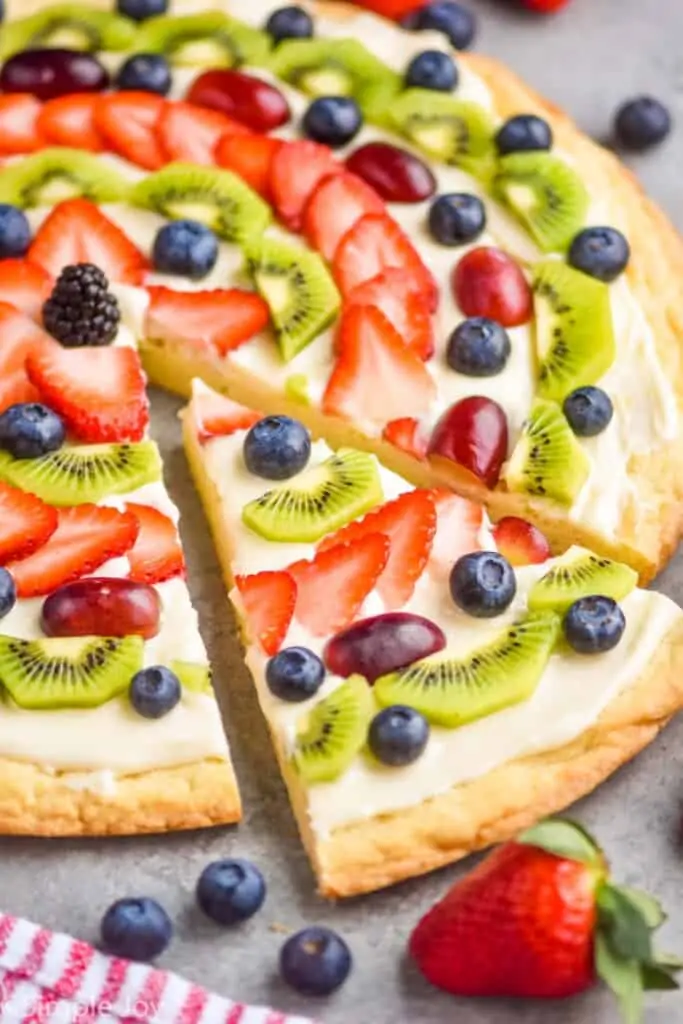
[374, 613, 559, 728]
[528, 548, 638, 614]
[0, 635, 144, 710]
[242, 449, 383, 543]
[245, 236, 340, 361]
[292, 675, 374, 784]
[131, 163, 271, 244]
[504, 399, 590, 506]
[171, 661, 214, 696]
[493, 152, 589, 252]
[0, 441, 162, 506]
[533, 260, 615, 401]
[135, 12, 271, 68]
[389, 90, 496, 179]
[0, 4, 135, 58]
[0, 149, 130, 209]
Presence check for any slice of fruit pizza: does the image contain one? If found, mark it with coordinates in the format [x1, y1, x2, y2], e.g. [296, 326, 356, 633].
[1, 0, 681, 585]
[182, 380, 683, 897]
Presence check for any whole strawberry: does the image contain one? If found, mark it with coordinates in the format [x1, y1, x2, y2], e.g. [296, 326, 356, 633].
[410, 819, 681, 1020]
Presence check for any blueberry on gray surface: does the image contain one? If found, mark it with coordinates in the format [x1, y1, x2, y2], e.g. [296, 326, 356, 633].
[302, 96, 362, 148]
[614, 96, 672, 151]
[428, 192, 486, 246]
[116, 53, 172, 95]
[401, 1, 476, 51]
[266, 647, 325, 702]
[405, 49, 458, 92]
[369, 706, 430, 767]
[0, 570, 16, 620]
[42, 264, 120, 347]
[266, 5, 314, 43]
[243, 415, 311, 480]
[563, 596, 626, 654]
[0, 205, 31, 259]
[568, 226, 630, 282]
[280, 926, 352, 996]
[152, 221, 219, 280]
[449, 551, 516, 618]
[563, 386, 613, 437]
[129, 666, 182, 719]
[0, 403, 66, 460]
[447, 317, 511, 377]
[196, 859, 266, 925]
[117, 0, 168, 21]
[495, 114, 553, 156]
[100, 897, 173, 961]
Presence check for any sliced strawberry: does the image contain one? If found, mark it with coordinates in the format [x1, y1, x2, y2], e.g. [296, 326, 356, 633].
[26, 345, 149, 443]
[215, 133, 282, 200]
[126, 503, 185, 585]
[347, 268, 435, 360]
[492, 516, 551, 567]
[323, 305, 436, 427]
[157, 101, 250, 166]
[234, 570, 297, 655]
[0, 303, 54, 413]
[318, 490, 436, 608]
[190, 386, 261, 442]
[94, 92, 167, 171]
[28, 198, 149, 286]
[428, 489, 484, 579]
[382, 417, 428, 460]
[303, 171, 384, 262]
[0, 260, 53, 320]
[7, 504, 139, 599]
[333, 213, 438, 310]
[0, 94, 43, 155]
[288, 533, 389, 636]
[269, 140, 343, 231]
[0, 373, 42, 413]
[36, 94, 105, 153]
[0, 483, 58, 565]
[145, 286, 270, 357]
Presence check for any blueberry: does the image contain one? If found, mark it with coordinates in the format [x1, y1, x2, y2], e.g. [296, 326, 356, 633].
[280, 926, 352, 996]
[402, 1, 476, 50]
[563, 386, 613, 437]
[369, 706, 429, 767]
[495, 114, 553, 156]
[405, 50, 458, 92]
[563, 595, 626, 654]
[265, 5, 313, 43]
[0, 403, 65, 460]
[100, 897, 172, 961]
[0, 0, 4, 23]
[243, 415, 311, 480]
[568, 226, 630, 283]
[428, 192, 486, 246]
[449, 551, 516, 618]
[0, 205, 30, 259]
[0, 569, 16, 620]
[129, 666, 181, 719]
[116, 53, 172, 95]
[152, 220, 219, 281]
[196, 858, 266, 925]
[117, 0, 168, 21]
[615, 96, 671, 151]
[302, 96, 362, 148]
[447, 317, 511, 377]
[266, 647, 325, 702]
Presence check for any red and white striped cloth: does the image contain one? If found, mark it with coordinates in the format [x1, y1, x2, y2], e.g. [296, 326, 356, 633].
[0, 914, 316, 1024]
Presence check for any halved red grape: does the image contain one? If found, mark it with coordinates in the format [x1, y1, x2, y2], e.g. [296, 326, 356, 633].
[324, 613, 446, 683]
[41, 578, 161, 640]
[452, 246, 533, 327]
[428, 396, 509, 488]
[186, 69, 290, 133]
[0, 49, 110, 100]
[345, 142, 436, 203]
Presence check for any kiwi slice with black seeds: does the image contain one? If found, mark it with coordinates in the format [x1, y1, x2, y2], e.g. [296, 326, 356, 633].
[135, 12, 271, 68]
[131, 163, 271, 244]
[493, 152, 589, 252]
[0, 149, 130, 209]
[171, 661, 214, 696]
[292, 674, 374, 784]
[374, 613, 560, 728]
[0, 441, 162, 506]
[533, 260, 615, 401]
[528, 548, 638, 613]
[0, 635, 144, 710]
[0, 4, 135, 58]
[504, 399, 590, 506]
[245, 236, 340, 361]
[389, 90, 496, 178]
[242, 449, 383, 542]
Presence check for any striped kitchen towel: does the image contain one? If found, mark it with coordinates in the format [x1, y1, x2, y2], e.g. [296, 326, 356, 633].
[0, 914, 316, 1024]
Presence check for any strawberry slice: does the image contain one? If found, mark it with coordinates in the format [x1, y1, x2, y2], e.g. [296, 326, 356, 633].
[0, 373, 42, 413]
[26, 345, 149, 443]
[36, 94, 105, 153]
[347, 268, 435, 360]
[0, 303, 54, 413]
[0, 260, 53, 320]
[0, 94, 43, 155]
[318, 490, 436, 608]
[382, 417, 428, 460]
[145, 286, 270, 357]
[28, 198, 149, 286]
[126, 503, 185, 585]
[269, 140, 343, 231]
[7, 504, 139, 599]
[333, 213, 438, 310]
[157, 101, 250, 166]
[428, 489, 483, 578]
[287, 533, 389, 636]
[0, 482, 58, 565]
[323, 305, 436, 426]
[234, 569, 297, 655]
[190, 386, 261, 442]
[215, 133, 282, 200]
[94, 92, 167, 171]
[303, 171, 384, 262]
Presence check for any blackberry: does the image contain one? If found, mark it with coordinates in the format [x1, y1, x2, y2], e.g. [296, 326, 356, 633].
[43, 264, 120, 347]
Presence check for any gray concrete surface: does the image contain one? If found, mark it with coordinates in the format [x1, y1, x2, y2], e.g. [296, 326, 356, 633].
[1, 0, 683, 1021]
